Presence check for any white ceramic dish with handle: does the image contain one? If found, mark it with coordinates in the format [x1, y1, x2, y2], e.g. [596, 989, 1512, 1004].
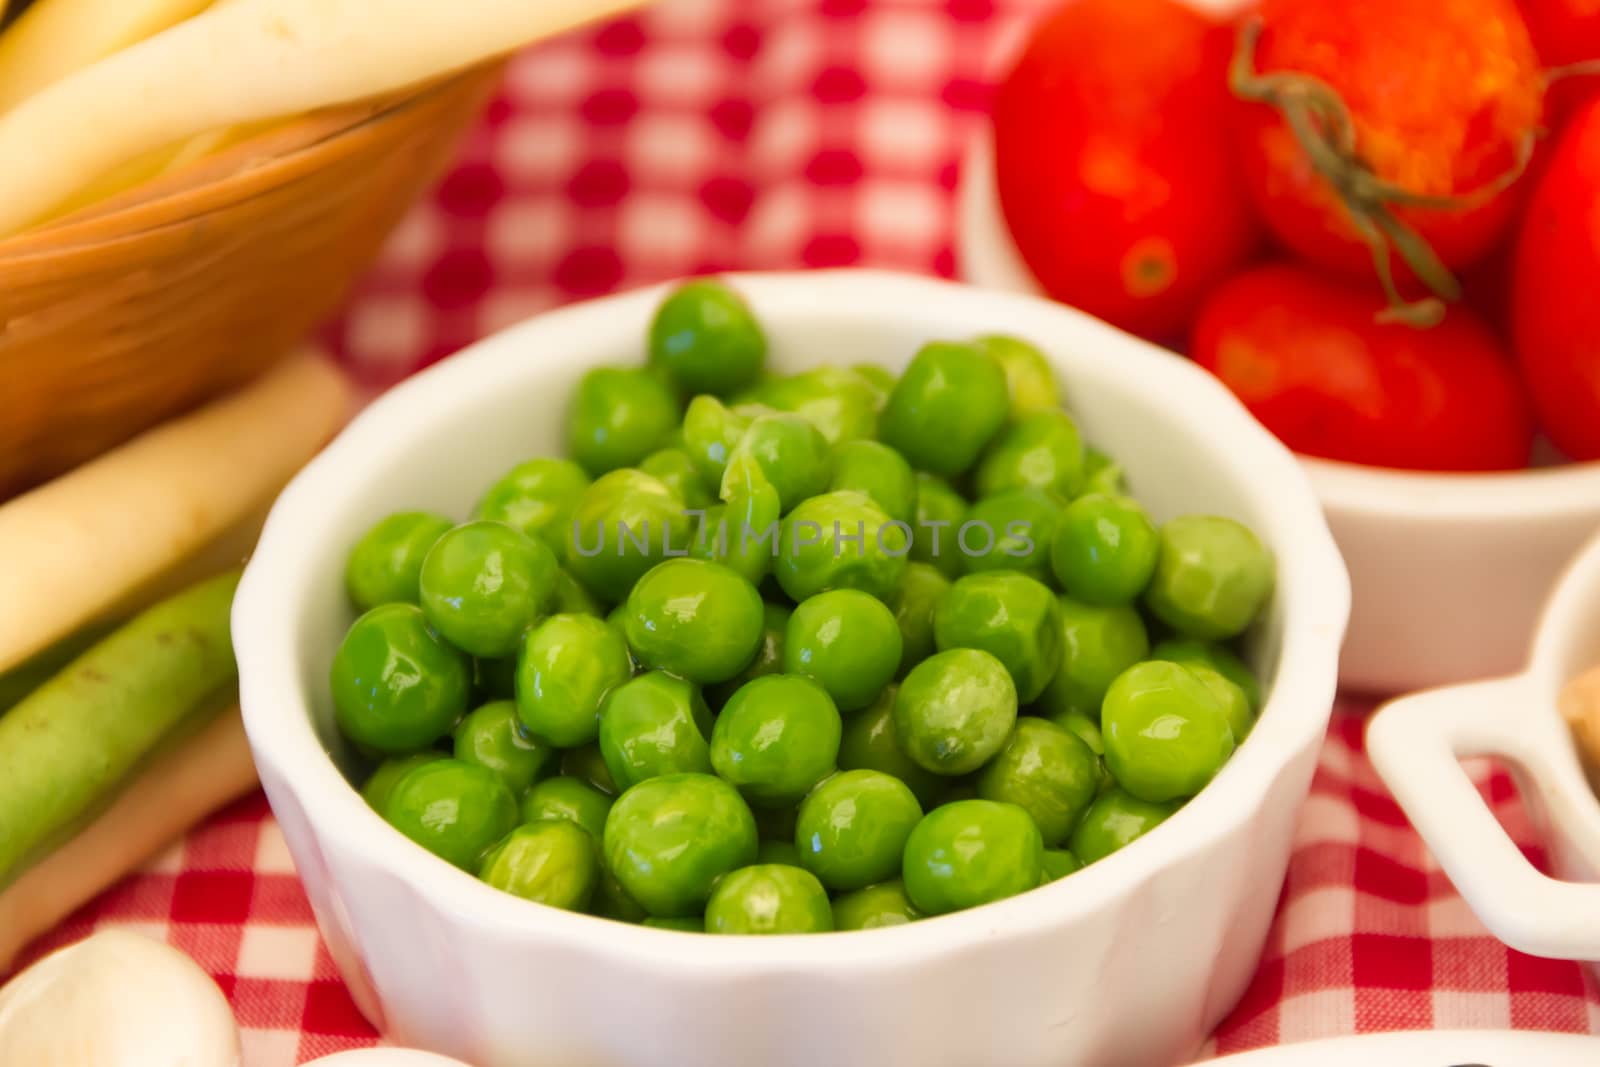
[958, 128, 1600, 696]
[1368, 528, 1600, 965]
[234, 270, 1349, 1067]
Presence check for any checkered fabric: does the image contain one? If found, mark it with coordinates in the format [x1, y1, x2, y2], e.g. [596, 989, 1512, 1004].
[14, 1, 1600, 1064]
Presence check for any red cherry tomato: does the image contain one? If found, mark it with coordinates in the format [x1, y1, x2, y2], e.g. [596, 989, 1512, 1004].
[1192, 264, 1533, 471]
[991, 0, 1260, 342]
[1511, 96, 1600, 460]
[1233, 0, 1545, 293]
[1519, 0, 1600, 120]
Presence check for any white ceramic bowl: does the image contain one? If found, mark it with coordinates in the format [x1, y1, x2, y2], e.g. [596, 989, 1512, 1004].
[235, 270, 1349, 1067]
[957, 129, 1600, 695]
[1367, 528, 1600, 965]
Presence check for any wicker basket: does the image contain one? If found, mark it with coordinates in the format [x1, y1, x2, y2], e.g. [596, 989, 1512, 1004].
[0, 64, 502, 500]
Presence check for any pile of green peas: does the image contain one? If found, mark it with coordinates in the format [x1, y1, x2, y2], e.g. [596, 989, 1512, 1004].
[331, 278, 1276, 935]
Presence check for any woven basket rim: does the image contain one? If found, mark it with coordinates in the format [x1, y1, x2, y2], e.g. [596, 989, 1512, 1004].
[0, 64, 499, 262]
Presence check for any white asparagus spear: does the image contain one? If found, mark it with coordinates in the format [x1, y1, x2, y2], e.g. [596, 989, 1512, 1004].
[0, 0, 650, 235]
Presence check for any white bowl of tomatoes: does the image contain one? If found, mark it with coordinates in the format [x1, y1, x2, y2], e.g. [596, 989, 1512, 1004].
[959, 0, 1600, 694]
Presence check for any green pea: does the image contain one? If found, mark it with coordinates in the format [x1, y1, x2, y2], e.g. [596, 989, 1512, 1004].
[382, 759, 518, 871]
[1101, 661, 1235, 803]
[774, 491, 909, 603]
[910, 473, 968, 579]
[565, 469, 693, 603]
[1040, 849, 1082, 883]
[699, 451, 783, 587]
[344, 511, 454, 611]
[597, 672, 713, 792]
[975, 334, 1061, 416]
[419, 521, 559, 658]
[682, 396, 761, 488]
[1150, 639, 1263, 713]
[603, 773, 758, 917]
[1048, 707, 1104, 758]
[975, 411, 1085, 500]
[473, 458, 591, 553]
[705, 864, 833, 935]
[889, 562, 951, 679]
[594, 867, 648, 922]
[642, 916, 704, 932]
[758, 839, 803, 866]
[902, 799, 1042, 916]
[724, 413, 832, 515]
[784, 589, 902, 712]
[837, 685, 944, 809]
[360, 751, 447, 812]
[332, 604, 471, 755]
[515, 614, 633, 748]
[1069, 788, 1179, 864]
[453, 700, 555, 794]
[552, 568, 605, 617]
[830, 439, 916, 524]
[710, 674, 841, 808]
[1050, 493, 1159, 607]
[741, 366, 881, 445]
[1082, 446, 1128, 498]
[561, 742, 618, 796]
[880, 341, 1009, 477]
[473, 656, 518, 702]
[933, 571, 1062, 704]
[1186, 663, 1255, 744]
[567, 366, 680, 477]
[975, 719, 1098, 846]
[521, 776, 614, 840]
[832, 880, 921, 930]
[850, 363, 897, 400]
[1144, 515, 1275, 640]
[1032, 599, 1149, 721]
[706, 601, 790, 710]
[795, 769, 923, 891]
[479, 819, 598, 911]
[623, 559, 764, 685]
[639, 447, 714, 511]
[893, 649, 1017, 776]
[960, 489, 1061, 581]
[648, 279, 767, 397]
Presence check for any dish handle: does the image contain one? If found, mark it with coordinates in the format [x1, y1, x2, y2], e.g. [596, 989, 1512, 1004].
[1368, 675, 1600, 961]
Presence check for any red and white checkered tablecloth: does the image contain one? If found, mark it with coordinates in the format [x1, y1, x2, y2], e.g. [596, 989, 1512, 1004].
[16, 1, 1600, 1063]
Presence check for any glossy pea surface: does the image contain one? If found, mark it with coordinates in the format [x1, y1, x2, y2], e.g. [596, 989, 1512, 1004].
[566, 366, 680, 477]
[1040, 849, 1083, 883]
[1151, 639, 1263, 713]
[784, 589, 902, 712]
[360, 751, 447, 812]
[831, 880, 920, 930]
[830, 439, 916, 524]
[598, 671, 713, 791]
[419, 521, 559, 658]
[910, 473, 968, 579]
[648, 278, 767, 397]
[624, 559, 764, 684]
[976, 718, 1098, 846]
[902, 799, 1042, 916]
[976, 334, 1061, 416]
[889, 563, 951, 679]
[564, 469, 693, 603]
[960, 489, 1062, 581]
[933, 571, 1063, 704]
[473, 458, 591, 552]
[639, 447, 714, 511]
[331, 604, 471, 755]
[705, 864, 833, 934]
[1032, 599, 1149, 721]
[726, 413, 833, 515]
[521, 775, 614, 840]
[880, 341, 1010, 476]
[975, 410, 1084, 500]
[706, 601, 790, 710]
[710, 675, 841, 807]
[742, 366, 881, 446]
[1069, 788, 1179, 864]
[893, 649, 1017, 775]
[1101, 661, 1235, 803]
[479, 819, 598, 911]
[344, 511, 454, 611]
[795, 769, 923, 890]
[453, 700, 555, 794]
[382, 759, 518, 871]
[774, 491, 908, 603]
[837, 685, 944, 808]
[516, 613, 633, 748]
[1144, 515, 1275, 640]
[1051, 493, 1160, 606]
[561, 742, 619, 796]
[602, 773, 758, 917]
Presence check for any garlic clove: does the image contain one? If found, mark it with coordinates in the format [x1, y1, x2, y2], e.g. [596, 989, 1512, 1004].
[0, 929, 240, 1067]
